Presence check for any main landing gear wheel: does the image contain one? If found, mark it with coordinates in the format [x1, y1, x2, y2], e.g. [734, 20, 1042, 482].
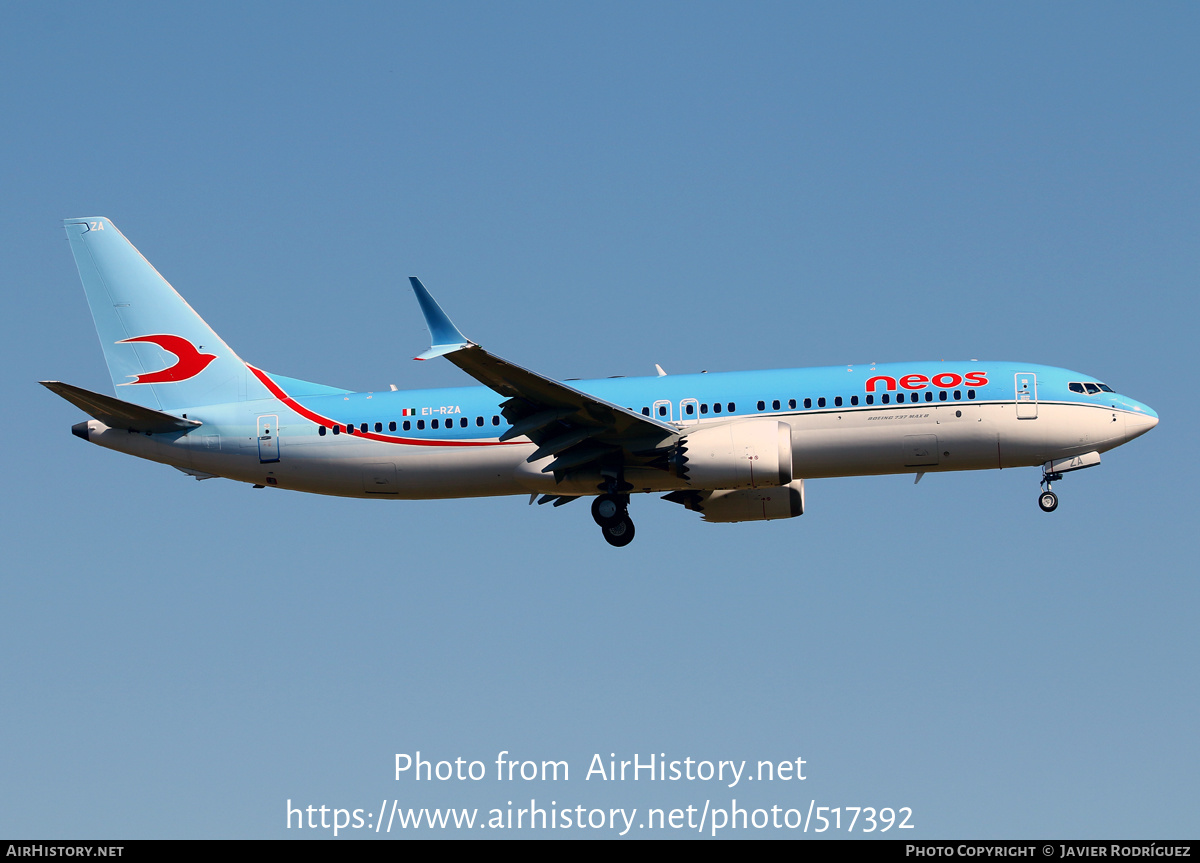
[591, 493, 626, 526]
[603, 517, 636, 547]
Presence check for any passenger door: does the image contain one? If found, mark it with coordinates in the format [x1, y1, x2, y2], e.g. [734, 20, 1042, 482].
[1015, 372, 1038, 419]
[257, 415, 280, 463]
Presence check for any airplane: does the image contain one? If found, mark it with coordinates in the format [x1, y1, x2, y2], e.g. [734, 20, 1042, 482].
[43, 217, 1159, 547]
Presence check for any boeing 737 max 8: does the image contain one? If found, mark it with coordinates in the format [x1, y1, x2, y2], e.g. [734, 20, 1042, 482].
[43, 217, 1159, 546]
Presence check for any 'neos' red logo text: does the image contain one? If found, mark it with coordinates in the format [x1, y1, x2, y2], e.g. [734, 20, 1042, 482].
[865, 371, 988, 392]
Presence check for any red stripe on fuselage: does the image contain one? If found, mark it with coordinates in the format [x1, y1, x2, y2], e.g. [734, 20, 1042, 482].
[246, 365, 523, 448]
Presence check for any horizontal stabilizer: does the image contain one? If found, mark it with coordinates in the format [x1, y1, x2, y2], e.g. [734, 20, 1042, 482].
[41, 380, 201, 434]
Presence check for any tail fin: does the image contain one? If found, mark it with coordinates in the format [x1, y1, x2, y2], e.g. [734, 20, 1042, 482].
[63, 217, 269, 409]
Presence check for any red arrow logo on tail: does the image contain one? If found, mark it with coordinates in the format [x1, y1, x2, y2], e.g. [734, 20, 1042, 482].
[116, 334, 218, 384]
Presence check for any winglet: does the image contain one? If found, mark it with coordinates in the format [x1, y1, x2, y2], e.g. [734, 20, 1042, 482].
[409, 277, 471, 360]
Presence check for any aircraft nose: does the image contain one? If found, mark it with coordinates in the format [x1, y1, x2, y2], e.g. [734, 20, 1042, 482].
[1124, 404, 1159, 442]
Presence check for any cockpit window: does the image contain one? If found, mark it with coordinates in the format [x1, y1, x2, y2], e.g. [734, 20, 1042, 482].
[1098, 383, 1114, 392]
[1069, 382, 1085, 394]
[1084, 383, 1101, 395]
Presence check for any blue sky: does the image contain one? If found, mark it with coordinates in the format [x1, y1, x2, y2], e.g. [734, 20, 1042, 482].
[2, 2, 1197, 838]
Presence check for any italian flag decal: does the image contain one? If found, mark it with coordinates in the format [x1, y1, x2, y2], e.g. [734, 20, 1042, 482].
[401, 408, 417, 416]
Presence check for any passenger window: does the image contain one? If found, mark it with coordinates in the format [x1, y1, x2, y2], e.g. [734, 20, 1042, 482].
[818, 397, 826, 408]
[757, 400, 765, 411]
[658, 405, 667, 417]
[713, 403, 722, 414]
[403, 420, 411, 431]
[374, 422, 382, 432]
[318, 426, 327, 436]
[967, 390, 976, 400]
[685, 403, 695, 415]
[727, 402, 735, 412]
[332, 425, 340, 435]
[417, 420, 425, 430]
[389, 421, 397, 432]
[850, 395, 859, 406]
[804, 398, 811, 409]
[939, 391, 947, 401]
[492, 416, 500, 426]
[461, 417, 468, 427]
[834, 396, 842, 407]
[641, 407, 650, 416]
[882, 394, 890, 404]
[476, 416, 484, 426]
[866, 395, 874, 405]
[925, 391, 933, 402]
[772, 399, 780, 411]
[788, 399, 796, 409]
[700, 403, 708, 415]
[896, 393, 904, 403]
[431, 419, 439, 429]
[360, 423, 368, 433]
[1069, 382, 1085, 394]
[953, 390, 961, 400]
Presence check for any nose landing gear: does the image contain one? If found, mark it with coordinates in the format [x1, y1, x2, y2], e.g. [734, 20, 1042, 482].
[1034, 451, 1103, 512]
[1038, 469, 1063, 513]
[592, 492, 635, 547]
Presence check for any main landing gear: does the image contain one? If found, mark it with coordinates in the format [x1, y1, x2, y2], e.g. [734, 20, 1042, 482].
[592, 492, 635, 547]
[1038, 468, 1062, 513]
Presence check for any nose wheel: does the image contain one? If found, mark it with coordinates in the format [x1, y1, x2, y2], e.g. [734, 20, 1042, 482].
[592, 492, 636, 546]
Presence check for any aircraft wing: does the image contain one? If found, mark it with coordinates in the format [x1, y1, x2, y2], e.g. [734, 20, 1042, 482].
[41, 380, 202, 434]
[409, 278, 679, 480]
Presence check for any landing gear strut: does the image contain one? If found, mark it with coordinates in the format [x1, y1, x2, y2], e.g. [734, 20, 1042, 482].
[592, 490, 635, 547]
[1038, 469, 1062, 513]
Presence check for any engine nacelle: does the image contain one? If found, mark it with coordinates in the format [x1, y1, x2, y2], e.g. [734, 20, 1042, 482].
[675, 419, 793, 489]
[699, 479, 805, 523]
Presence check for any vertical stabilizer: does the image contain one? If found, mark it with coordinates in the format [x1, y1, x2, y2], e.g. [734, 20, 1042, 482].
[63, 217, 269, 409]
